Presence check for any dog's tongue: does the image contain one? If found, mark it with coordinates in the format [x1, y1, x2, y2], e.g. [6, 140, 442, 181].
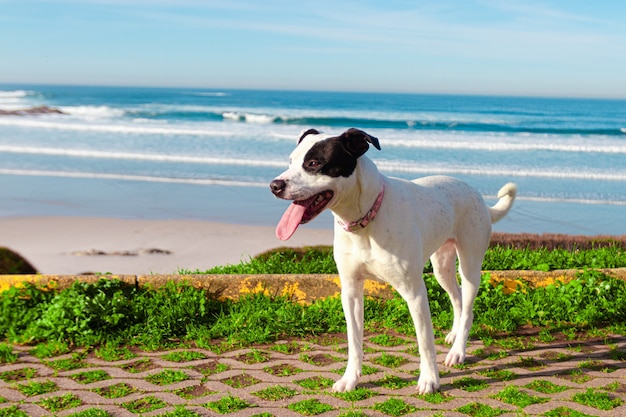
[276, 202, 307, 240]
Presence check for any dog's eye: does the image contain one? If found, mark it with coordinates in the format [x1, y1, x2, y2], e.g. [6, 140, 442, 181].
[307, 160, 320, 168]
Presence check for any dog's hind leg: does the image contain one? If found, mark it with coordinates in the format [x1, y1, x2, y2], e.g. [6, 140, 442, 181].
[443, 239, 486, 367]
[430, 239, 462, 345]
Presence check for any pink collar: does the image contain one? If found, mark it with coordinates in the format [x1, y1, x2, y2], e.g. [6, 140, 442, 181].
[338, 180, 385, 232]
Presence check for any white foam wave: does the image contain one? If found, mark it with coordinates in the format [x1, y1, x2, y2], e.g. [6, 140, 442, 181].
[0, 168, 267, 187]
[0, 90, 34, 98]
[0, 118, 233, 137]
[193, 92, 230, 97]
[59, 105, 125, 119]
[376, 161, 626, 182]
[384, 137, 626, 154]
[0, 145, 286, 168]
[223, 111, 278, 124]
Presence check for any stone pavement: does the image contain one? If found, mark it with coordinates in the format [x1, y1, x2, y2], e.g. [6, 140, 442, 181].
[1, 330, 625, 416]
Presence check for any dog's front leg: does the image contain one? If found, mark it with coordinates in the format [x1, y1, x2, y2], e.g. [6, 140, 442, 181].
[332, 275, 365, 393]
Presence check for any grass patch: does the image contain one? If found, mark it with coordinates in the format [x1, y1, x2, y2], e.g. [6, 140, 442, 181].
[14, 380, 57, 396]
[452, 377, 489, 392]
[333, 387, 377, 402]
[456, 402, 506, 417]
[122, 395, 167, 413]
[288, 398, 334, 415]
[0, 367, 37, 382]
[371, 398, 417, 416]
[0, 342, 17, 363]
[65, 408, 113, 417]
[524, 379, 569, 394]
[491, 385, 549, 408]
[295, 376, 334, 390]
[253, 385, 298, 401]
[0, 406, 28, 417]
[92, 382, 136, 398]
[204, 395, 252, 414]
[145, 369, 190, 385]
[70, 370, 111, 384]
[572, 388, 624, 410]
[38, 393, 82, 412]
[162, 350, 208, 362]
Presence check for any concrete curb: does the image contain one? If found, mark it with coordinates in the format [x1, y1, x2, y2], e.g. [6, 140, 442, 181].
[1, 268, 626, 302]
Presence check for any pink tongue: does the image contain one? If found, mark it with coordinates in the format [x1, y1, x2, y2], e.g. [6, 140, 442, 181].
[276, 202, 307, 240]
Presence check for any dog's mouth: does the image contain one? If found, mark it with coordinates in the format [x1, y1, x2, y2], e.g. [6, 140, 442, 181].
[276, 190, 334, 240]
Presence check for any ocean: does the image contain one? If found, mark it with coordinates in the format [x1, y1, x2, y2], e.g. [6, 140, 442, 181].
[1, 85, 625, 236]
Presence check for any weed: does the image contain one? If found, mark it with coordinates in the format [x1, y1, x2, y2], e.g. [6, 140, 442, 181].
[236, 349, 270, 364]
[70, 370, 111, 384]
[417, 392, 455, 404]
[333, 387, 376, 402]
[38, 393, 82, 412]
[264, 363, 303, 376]
[156, 407, 202, 417]
[373, 353, 408, 368]
[524, 380, 569, 394]
[373, 374, 415, 389]
[65, 408, 112, 417]
[0, 406, 28, 417]
[0, 367, 37, 382]
[204, 395, 252, 414]
[121, 395, 167, 413]
[14, 380, 57, 396]
[92, 382, 136, 398]
[31, 340, 70, 358]
[253, 385, 298, 401]
[295, 376, 334, 390]
[0, 343, 17, 363]
[288, 398, 334, 415]
[369, 334, 408, 347]
[145, 369, 190, 385]
[452, 377, 489, 392]
[543, 407, 595, 417]
[478, 369, 516, 381]
[46, 353, 88, 371]
[221, 373, 260, 388]
[94, 344, 136, 361]
[491, 385, 549, 408]
[162, 350, 208, 362]
[572, 388, 624, 410]
[456, 402, 506, 417]
[371, 398, 417, 416]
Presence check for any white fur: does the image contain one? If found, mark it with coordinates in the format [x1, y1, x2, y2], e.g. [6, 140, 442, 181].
[273, 132, 517, 394]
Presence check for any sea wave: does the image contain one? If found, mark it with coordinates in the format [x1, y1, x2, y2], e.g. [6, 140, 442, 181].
[2, 144, 625, 182]
[0, 168, 266, 187]
[376, 161, 626, 182]
[59, 105, 126, 119]
[0, 145, 286, 167]
[0, 118, 233, 137]
[0, 90, 34, 98]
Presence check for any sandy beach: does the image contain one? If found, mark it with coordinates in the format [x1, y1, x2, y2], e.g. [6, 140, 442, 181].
[0, 216, 334, 275]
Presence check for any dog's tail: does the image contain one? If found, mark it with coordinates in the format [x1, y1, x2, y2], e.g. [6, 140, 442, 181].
[489, 182, 517, 224]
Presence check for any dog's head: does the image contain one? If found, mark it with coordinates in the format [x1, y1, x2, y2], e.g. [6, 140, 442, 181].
[270, 128, 380, 240]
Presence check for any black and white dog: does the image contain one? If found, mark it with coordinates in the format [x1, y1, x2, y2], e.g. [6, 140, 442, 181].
[270, 128, 516, 394]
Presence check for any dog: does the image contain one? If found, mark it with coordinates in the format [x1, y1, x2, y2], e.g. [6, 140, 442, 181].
[270, 128, 517, 394]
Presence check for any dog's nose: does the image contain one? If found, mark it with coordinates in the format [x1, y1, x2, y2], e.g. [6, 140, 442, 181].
[270, 179, 286, 196]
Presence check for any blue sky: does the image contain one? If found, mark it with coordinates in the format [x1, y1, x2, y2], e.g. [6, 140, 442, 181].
[1, 0, 625, 98]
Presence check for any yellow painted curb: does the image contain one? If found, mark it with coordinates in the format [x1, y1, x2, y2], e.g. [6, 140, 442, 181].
[1, 269, 625, 302]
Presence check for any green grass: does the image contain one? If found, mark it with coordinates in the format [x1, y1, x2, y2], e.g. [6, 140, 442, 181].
[92, 382, 136, 398]
[0, 406, 28, 417]
[371, 398, 417, 416]
[121, 395, 167, 413]
[145, 369, 190, 385]
[38, 393, 82, 412]
[0, 247, 625, 351]
[14, 380, 57, 396]
[65, 408, 113, 417]
[0, 342, 17, 363]
[70, 370, 111, 384]
[572, 388, 624, 410]
[491, 385, 549, 408]
[253, 385, 298, 401]
[288, 398, 334, 415]
[204, 395, 252, 414]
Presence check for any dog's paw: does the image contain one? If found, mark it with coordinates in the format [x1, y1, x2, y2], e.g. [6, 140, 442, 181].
[444, 331, 457, 345]
[444, 348, 466, 367]
[332, 376, 359, 393]
[416, 375, 440, 395]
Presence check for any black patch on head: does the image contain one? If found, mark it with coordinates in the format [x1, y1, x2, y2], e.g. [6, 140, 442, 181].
[298, 128, 320, 144]
[301, 128, 381, 178]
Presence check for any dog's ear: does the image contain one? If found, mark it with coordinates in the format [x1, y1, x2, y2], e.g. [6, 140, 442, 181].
[298, 128, 320, 144]
[340, 128, 381, 157]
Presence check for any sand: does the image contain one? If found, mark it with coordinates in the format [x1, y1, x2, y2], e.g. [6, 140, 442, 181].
[0, 216, 334, 275]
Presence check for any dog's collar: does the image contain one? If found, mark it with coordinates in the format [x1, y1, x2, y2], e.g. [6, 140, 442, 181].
[338, 180, 385, 232]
